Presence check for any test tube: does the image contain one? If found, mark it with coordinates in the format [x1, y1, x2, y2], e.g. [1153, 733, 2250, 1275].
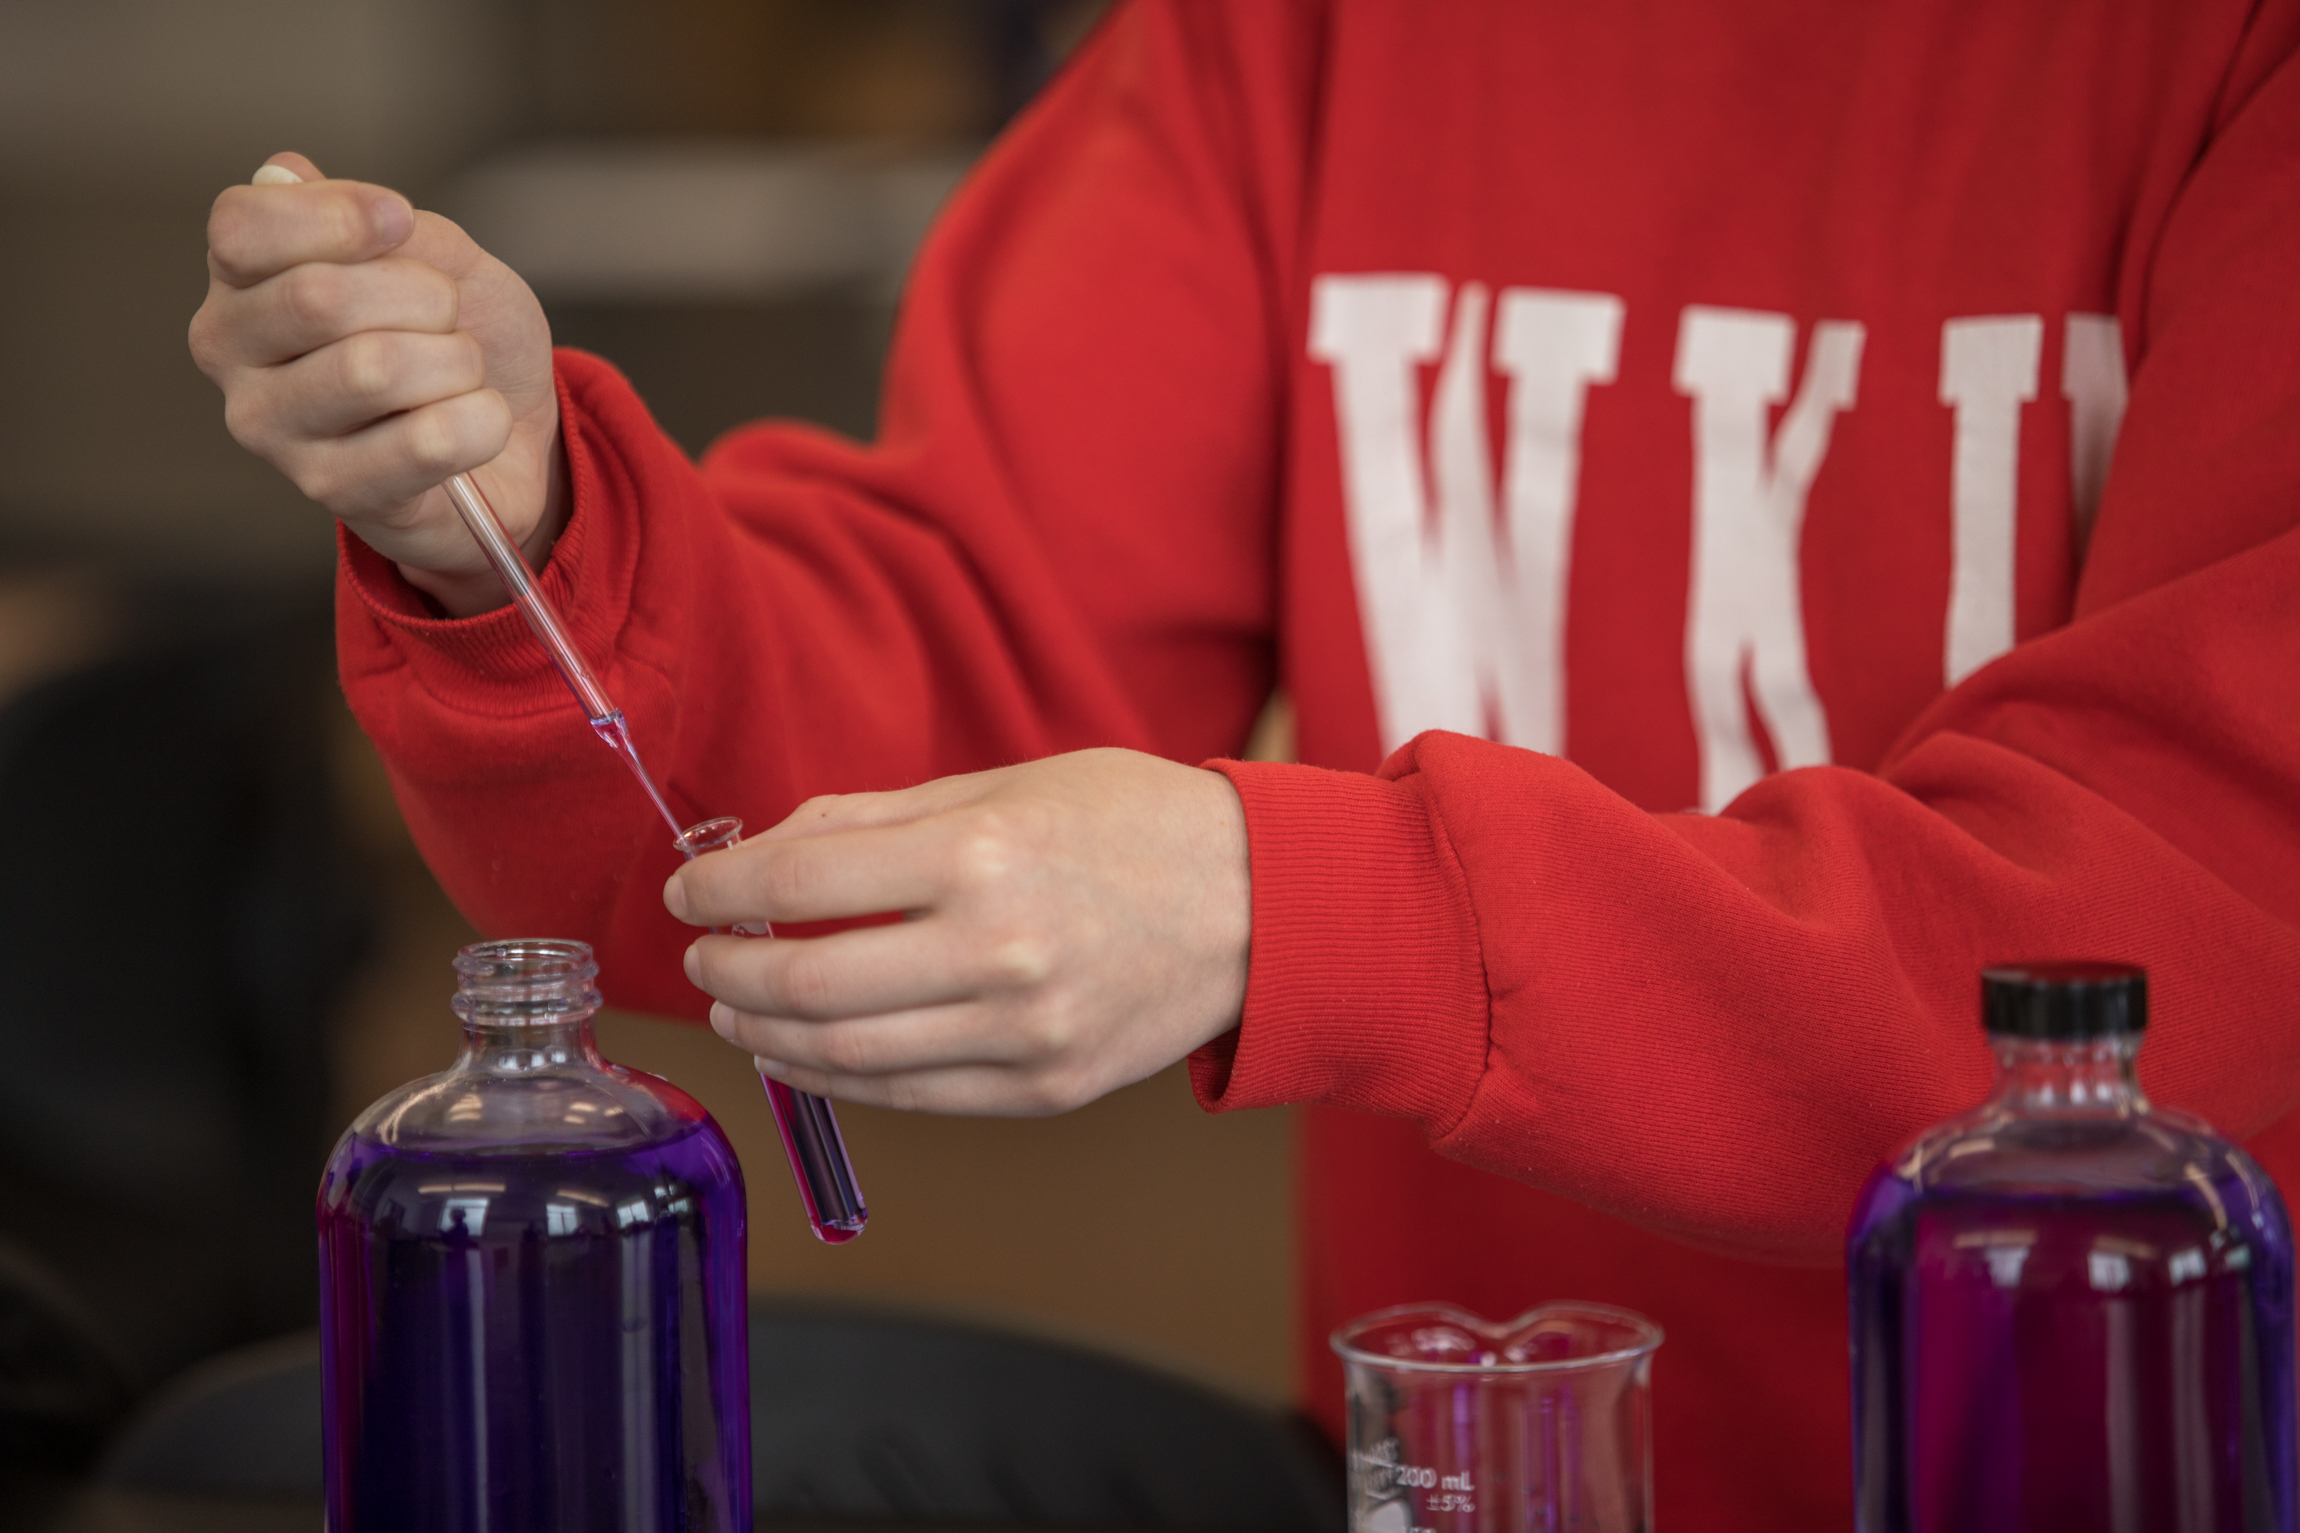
[675, 816, 869, 1244]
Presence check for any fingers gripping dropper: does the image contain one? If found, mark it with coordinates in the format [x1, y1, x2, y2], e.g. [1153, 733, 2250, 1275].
[254, 162, 867, 1242]
[254, 165, 681, 827]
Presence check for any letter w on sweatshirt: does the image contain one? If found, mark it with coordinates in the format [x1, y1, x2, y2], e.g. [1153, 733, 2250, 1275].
[1311, 274, 1621, 758]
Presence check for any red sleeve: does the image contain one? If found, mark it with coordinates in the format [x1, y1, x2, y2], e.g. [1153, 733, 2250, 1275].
[337, 1, 1319, 1019]
[1193, 29, 2300, 1261]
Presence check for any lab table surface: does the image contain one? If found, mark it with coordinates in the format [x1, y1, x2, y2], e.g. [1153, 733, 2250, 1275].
[31, 1487, 316, 1533]
[31, 1486, 1154, 1533]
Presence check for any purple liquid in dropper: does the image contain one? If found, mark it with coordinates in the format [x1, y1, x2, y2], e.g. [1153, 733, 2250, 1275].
[438, 470, 867, 1244]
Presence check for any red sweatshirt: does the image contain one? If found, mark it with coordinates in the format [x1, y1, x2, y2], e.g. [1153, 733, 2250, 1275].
[338, 1, 2300, 1525]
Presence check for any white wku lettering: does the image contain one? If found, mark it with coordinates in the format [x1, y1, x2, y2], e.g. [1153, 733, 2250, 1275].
[1674, 307, 1862, 812]
[1309, 273, 1452, 754]
[1941, 315, 2042, 685]
[1423, 281, 1504, 740]
[1491, 287, 1625, 753]
[1319, 280, 2101, 803]
[1314, 274, 1620, 755]
[2062, 313, 2128, 554]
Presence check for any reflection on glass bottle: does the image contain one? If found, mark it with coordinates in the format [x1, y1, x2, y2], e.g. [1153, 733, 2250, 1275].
[319, 940, 751, 1532]
[1849, 964, 2295, 1533]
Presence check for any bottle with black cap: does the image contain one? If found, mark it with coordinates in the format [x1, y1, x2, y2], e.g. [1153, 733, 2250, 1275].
[1847, 963, 2295, 1533]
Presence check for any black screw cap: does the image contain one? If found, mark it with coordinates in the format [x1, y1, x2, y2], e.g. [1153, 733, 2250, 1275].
[1981, 962, 2147, 1039]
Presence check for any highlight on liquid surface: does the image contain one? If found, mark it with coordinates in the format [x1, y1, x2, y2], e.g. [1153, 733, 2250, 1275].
[319, 1121, 751, 1533]
[1849, 1175, 2296, 1533]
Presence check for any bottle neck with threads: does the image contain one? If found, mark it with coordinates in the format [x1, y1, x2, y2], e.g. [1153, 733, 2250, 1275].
[1978, 961, 2149, 1119]
[449, 939, 605, 1078]
[1985, 1034, 2146, 1116]
[349, 938, 699, 1154]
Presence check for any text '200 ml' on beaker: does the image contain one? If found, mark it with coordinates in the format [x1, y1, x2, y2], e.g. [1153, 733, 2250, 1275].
[1335, 1301, 1662, 1533]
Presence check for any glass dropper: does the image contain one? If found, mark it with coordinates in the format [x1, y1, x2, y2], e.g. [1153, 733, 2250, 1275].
[434, 474, 684, 838]
[440, 471, 870, 1245]
[251, 166, 686, 841]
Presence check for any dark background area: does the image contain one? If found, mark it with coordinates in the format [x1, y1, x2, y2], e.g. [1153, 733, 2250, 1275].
[0, 0, 1299, 1496]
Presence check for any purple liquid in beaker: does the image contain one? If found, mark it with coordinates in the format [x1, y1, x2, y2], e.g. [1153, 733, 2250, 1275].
[319, 1120, 751, 1532]
[1851, 1167, 2295, 1532]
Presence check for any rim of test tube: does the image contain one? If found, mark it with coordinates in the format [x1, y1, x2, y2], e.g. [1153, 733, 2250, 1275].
[676, 816, 744, 856]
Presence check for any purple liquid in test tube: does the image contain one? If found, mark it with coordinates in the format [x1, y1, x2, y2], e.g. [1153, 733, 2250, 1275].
[439, 471, 867, 1244]
[672, 816, 867, 1244]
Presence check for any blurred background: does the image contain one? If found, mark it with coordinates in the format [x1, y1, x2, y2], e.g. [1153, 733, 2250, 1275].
[0, 0, 1299, 1493]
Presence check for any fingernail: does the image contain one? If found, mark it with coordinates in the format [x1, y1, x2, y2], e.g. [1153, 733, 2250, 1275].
[370, 192, 413, 245]
[683, 942, 702, 984]
[251, 164, 302, 186]
[664, 875, 689, 921]
[754, 1056, 789, 1080]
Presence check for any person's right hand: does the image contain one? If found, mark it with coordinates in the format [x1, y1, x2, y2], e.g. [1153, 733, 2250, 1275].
[188, 152, 565, 617]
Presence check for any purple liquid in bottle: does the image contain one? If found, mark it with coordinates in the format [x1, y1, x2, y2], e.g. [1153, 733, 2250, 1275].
[320, 940, 752, 1532]
[1848, 966, 2295, 1533]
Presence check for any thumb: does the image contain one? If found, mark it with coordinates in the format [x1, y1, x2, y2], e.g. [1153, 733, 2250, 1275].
[253, 151, 324, 185]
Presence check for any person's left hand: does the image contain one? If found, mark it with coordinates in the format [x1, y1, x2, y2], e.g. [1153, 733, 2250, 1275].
[664, 748, 1252, 1116]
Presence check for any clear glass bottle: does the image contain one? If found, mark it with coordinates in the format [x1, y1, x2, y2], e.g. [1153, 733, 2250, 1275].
[1848, 964, 2295, 1533]
[318, 939, 751, 1532]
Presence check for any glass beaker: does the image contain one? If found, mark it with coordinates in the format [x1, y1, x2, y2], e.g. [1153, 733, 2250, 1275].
[318, 939, 751, 1532]
[1335, 1302, 1662, 1533]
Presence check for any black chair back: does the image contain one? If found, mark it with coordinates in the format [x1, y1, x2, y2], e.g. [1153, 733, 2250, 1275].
[95, 1300, 1344, 1530]
[0, 602, 369, 1464]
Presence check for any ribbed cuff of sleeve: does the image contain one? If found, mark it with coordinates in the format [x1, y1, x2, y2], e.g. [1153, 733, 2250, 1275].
[1188, 759, 1490, 1129]
[335, 350, 644, 718]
